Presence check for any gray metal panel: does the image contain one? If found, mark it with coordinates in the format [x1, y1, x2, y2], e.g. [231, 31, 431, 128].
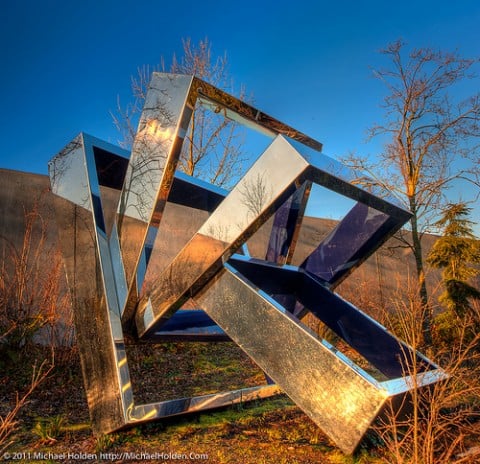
[194, 265, 388, 454]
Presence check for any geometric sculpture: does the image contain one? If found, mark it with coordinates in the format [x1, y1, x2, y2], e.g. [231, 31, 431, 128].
[49, 73, 447, 454]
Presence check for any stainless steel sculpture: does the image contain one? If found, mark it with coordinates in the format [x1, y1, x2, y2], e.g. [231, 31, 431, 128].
[49, 73, 447, 454]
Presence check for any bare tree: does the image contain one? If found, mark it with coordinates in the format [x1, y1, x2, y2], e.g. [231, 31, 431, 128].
[239, 172, 272, 218]
[113, 38, 247, 188]
[345, 41, 480, 345]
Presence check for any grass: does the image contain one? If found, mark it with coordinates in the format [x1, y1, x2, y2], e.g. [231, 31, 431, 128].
[2, 345, 352, 463]
[32, 415, 65, 444]
[3, 328, 480, 463]
[9, 395, 354, 464]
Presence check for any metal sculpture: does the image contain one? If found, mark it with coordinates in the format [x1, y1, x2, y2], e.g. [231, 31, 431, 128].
[49, 73, 446, 454]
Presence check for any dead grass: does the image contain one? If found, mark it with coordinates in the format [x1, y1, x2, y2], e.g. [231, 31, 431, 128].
[373, 276, 480, 464]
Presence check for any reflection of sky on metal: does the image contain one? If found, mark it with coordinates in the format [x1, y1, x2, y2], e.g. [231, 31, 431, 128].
[305, 184, 356, 219]
[49, 136, 91, 211]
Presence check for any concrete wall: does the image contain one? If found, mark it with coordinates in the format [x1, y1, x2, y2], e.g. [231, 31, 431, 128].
[0, 169, 56, 249]
[0, 168, 73, 345]
[0, 167, 443, 347]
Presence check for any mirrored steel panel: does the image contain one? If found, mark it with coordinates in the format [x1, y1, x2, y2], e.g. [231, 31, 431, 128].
[49, 134, 132, 433]
[266, 181, 311, 264]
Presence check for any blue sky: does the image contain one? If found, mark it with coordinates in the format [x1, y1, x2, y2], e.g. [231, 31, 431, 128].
[1, 0, 479, 224]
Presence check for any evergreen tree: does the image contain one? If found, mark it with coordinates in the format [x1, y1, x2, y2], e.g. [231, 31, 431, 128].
[427, 203, 480, 344]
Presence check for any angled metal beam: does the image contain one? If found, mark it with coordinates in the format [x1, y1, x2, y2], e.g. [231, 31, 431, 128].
[135, 135, 411, 338]
[193, 263, 445, 454]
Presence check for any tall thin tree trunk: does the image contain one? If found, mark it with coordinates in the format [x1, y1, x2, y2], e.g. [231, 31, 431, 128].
[409, 198, 432, 346]
[187, 111, 196, 176]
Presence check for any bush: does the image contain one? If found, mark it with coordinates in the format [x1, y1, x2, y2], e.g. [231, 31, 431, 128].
[0, 200, 67, 366]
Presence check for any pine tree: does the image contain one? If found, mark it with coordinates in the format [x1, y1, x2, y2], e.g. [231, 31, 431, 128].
[427, 203, 480, 344]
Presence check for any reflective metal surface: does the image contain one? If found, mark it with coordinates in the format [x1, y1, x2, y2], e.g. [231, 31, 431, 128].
[194, 265, 387, 453]
[49, 134, 131, 432]
[114, 73, 324, 322]
[266, 181, 311, 264]
[49, 73, 447, 454]
[135, 135, 314, 337]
